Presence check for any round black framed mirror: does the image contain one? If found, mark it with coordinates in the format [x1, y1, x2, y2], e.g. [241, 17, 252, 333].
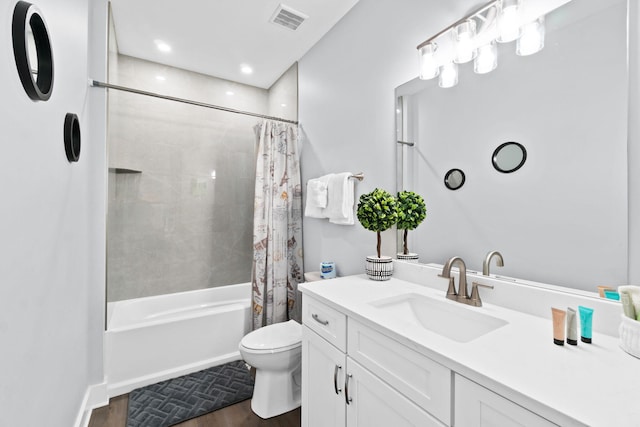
[444, 168, 465, 190]
[64, 113, 81, 162]
[492, 142, 527, 173]
[12, 1, 54, 101]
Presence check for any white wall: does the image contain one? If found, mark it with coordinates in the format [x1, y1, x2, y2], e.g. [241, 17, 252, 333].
[268, 62, 298, 122]
[299, 0, 640, 288]
[0, 0, 107, 425]
[298, 0, 482, 276]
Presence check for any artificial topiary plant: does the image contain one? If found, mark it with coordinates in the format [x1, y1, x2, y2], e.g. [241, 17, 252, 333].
[356, 188, 398, 258]
[396, 190, 427, 255]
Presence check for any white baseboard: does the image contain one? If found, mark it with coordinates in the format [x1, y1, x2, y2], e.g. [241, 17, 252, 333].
[107, 351, 241, 398]
[73, 381, 109, 427]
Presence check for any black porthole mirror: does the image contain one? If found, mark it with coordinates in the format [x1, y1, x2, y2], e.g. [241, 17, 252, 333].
[444, 168, 465, 190]
[12, 1, 54, 101]
[492, 142, 527, 173]
[64, 113, 81, 162]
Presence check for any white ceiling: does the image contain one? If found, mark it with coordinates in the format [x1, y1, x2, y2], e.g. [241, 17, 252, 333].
[109, 0, 360, 89]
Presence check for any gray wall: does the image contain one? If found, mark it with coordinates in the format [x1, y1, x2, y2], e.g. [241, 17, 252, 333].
[0, 0, 107, 425]
[107, 55, 269, 301]
[298, 0, 640, 288]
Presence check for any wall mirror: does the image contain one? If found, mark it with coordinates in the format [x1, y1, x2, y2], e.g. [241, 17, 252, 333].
[444, 169, 465, 190]
[492, 142, 527, 173]
[12, 1, 54, 101]
[395, 0, 628, 295]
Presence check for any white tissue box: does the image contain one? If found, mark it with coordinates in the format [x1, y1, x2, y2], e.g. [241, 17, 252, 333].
[619, 314, 640, 359]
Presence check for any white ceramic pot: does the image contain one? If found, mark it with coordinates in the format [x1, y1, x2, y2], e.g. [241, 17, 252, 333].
[397, 253, 419, 263]
[619, 314, 640, 358]
[365, 256, 393, 281]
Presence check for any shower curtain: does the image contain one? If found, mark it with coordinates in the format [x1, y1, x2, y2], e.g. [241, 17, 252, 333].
[252, 119, 303, 330]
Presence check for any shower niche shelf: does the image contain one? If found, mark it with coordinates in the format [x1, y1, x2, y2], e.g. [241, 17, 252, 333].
[109, 167, 141, 174]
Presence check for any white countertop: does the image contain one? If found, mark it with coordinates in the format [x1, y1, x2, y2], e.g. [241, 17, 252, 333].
[299, 273, 640, 427]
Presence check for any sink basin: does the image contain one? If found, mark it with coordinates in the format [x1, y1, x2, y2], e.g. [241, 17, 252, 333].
[370, 293, 508, 343]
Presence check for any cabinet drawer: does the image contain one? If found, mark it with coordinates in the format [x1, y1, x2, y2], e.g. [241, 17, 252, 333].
[303, 296, 347, 352]
[455, 375, 558, 427]
[348, 319, 451, 425]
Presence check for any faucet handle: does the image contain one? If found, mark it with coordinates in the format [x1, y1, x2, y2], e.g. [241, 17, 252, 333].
[470, 282, 494, 307]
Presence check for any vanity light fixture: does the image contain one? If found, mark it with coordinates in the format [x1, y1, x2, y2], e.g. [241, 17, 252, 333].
[439, 62, 458, 88]
[417, 0, 546, 87]
[453, 20, 477, 64]
[474, 40, 498, 74]
[517, 16, 545, 56]
[419, 43, 439, 79]
[496, 0, 521, 43]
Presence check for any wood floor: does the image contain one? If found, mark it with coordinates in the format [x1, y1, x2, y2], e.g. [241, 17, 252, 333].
[88, 394, 301, 427]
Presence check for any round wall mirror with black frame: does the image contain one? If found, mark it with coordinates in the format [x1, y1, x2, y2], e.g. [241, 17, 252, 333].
[492, 142, 527, 173]
[64, 113, 81, 162]
[12, 1, 54, 101]
[444, 168, 465, 190]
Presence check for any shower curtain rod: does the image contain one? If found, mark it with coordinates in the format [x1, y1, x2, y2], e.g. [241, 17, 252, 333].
[89, 80, 299, 125]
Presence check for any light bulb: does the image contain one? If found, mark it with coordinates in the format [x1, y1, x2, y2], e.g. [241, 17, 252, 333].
[497, 0, 521, 43]
[454, 20, 477, 64]
[154, 40, 172, 52]
[517, 16, 545, 56]
[439, 62, 458, 88]
[474, 41, 498, 74]
[418, 43, 439, 80]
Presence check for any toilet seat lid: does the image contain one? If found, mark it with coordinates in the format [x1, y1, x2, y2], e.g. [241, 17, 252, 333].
[241, 320, 302, 351]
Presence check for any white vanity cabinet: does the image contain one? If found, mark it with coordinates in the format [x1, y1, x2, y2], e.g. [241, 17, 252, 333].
[302, 296, 448, 427]
[454, 375, 558, 427]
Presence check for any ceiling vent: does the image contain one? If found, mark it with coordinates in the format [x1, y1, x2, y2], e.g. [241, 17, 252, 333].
[270, 4, 308, 31]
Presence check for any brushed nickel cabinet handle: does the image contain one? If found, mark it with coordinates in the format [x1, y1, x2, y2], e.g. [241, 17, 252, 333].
[312, 313, 329, 325]
[333, 365, 342, 394]
[344, 373, 353, 405]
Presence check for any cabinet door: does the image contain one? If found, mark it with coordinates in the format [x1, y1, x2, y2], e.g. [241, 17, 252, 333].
[302, 326, 347, 427]
[346, 358, 445, 427]
[455, 375, 558, 427]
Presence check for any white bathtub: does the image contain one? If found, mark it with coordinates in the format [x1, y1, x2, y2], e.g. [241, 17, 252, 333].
[105, 283, 251, 397]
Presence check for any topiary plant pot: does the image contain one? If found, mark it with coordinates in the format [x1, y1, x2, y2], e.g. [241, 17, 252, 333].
[397, 252, 419, 263]
[365, 256, 393, 281]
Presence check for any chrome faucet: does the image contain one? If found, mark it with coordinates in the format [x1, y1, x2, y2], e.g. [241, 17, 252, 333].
[441, 256, 494, 307]
[483, 251, 504, 276]
[440, 256, 469, 301]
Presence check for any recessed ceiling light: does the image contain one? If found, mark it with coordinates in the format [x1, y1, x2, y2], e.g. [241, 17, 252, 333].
[226, 91, 234, 96]
[156, 75, 166, 81]
[154, 39, 171, 52]
[281, 103, 287, 107]
[240, 65, 253, 74]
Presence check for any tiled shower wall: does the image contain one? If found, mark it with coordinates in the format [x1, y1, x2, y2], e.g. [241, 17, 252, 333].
[107, 55, 297, 302]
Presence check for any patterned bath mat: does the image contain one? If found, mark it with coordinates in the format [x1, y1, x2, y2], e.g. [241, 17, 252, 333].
[126, 360, 254, 427]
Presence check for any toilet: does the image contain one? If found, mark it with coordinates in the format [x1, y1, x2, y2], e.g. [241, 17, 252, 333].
[238, 319, 302, 419]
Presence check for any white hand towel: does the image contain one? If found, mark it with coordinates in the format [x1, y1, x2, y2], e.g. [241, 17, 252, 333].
[304, 174, 332, 218]
[309, 180, 328, 208]
[325, 172, 355, 225]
